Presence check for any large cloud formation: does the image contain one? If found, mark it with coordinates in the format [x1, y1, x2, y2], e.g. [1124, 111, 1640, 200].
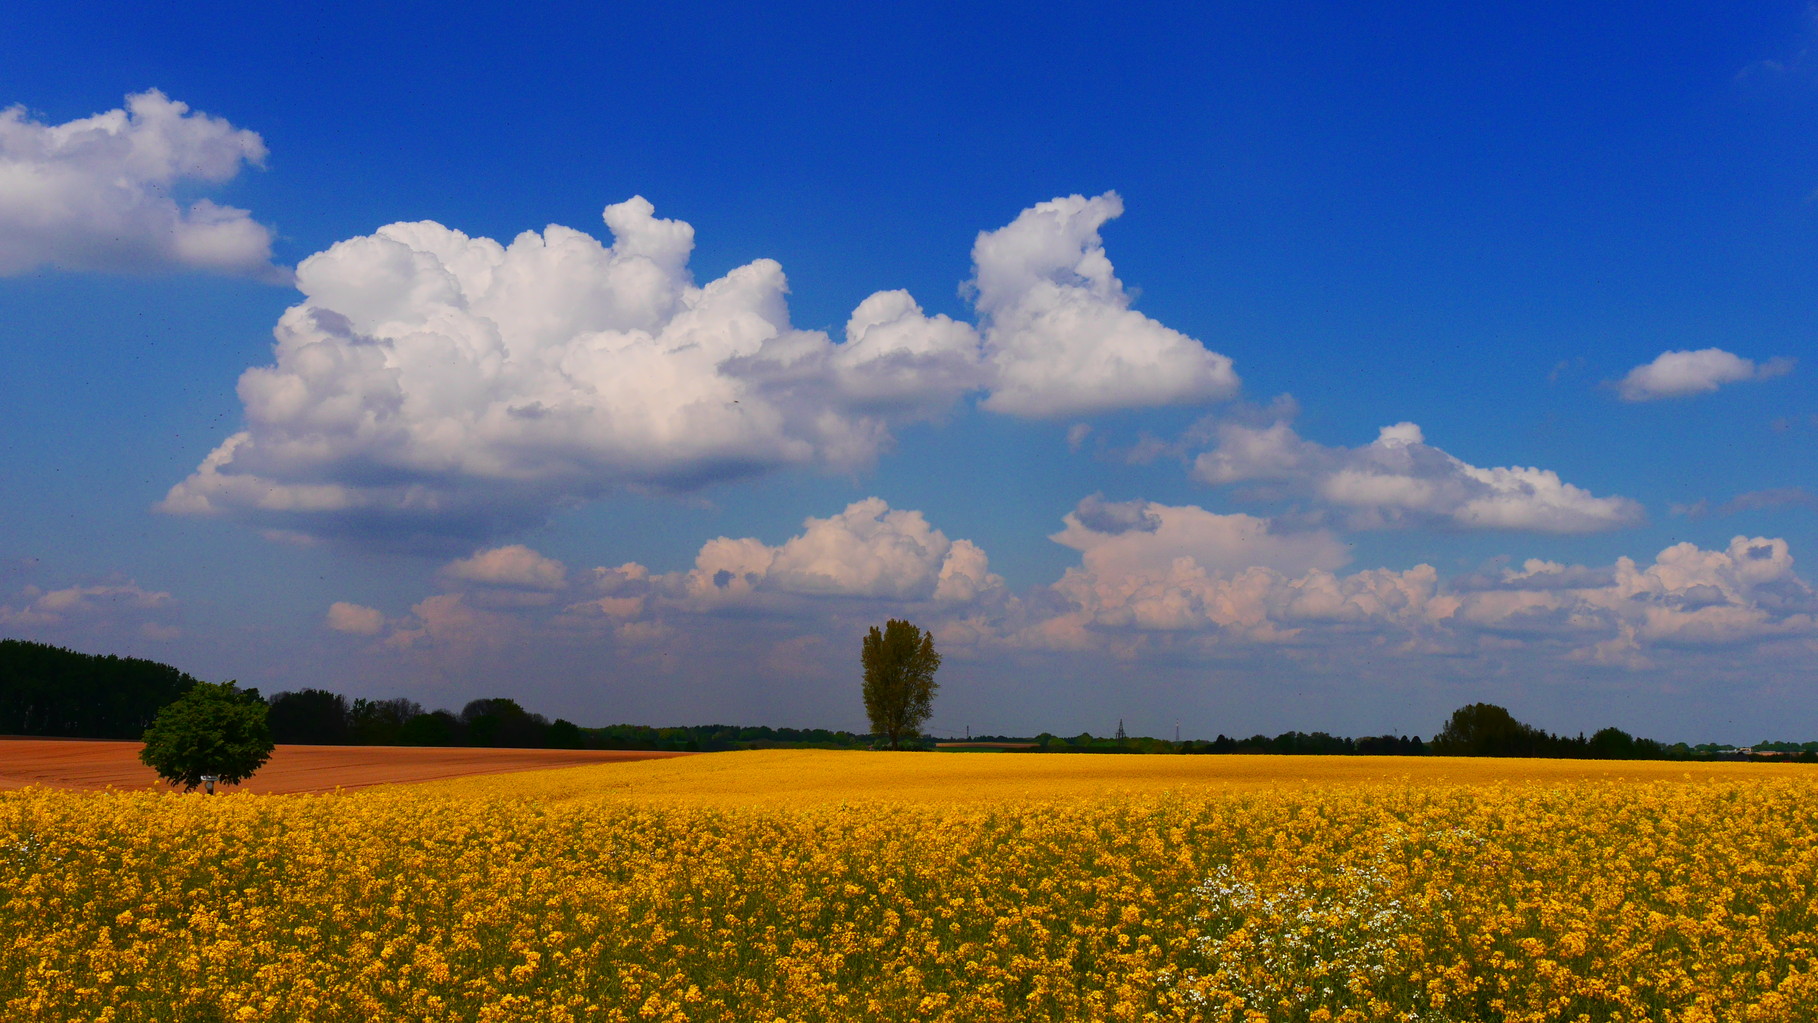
[971, 192, 1239, 416]
[330, 496, 1816, 680]
[1191, 417, 1643, 532]
[1022, 498, 1814, 665]
[0, 90, 281, 280]
[1021, 497, 1360, 647]
[165, 194, 1239, 545]
[1615, 348, 1793, 402]
[351, 498, 1007, 651]
[1436, 536, 1818, 666]
[1014, 500, 1818, 672]
[1031, 510, 1438, 649]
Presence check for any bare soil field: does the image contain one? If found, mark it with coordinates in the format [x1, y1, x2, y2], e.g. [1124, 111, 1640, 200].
[0, 737, 692, 794]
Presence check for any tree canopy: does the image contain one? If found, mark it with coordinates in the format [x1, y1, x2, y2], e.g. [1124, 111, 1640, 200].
[860, 619, 941, 750]
[0, 639, 198, 739]
[461, 697, 551, 748]
[1431, 702, 1549, 757]
[139, 680, 275, 791]
[266, 688, 351, 745]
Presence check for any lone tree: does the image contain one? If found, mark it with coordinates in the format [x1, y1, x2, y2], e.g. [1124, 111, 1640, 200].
[139, 680, 275, 792]
[860, 619, 941, 750]
[1431, 702, 1550, 758]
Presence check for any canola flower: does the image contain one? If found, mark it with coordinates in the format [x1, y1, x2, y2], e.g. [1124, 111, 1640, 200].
[0, 751, 1814, 1022]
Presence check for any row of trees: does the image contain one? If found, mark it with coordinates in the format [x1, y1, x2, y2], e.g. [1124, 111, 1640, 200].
[969, 706, 1795, 761]
[9, 636, 1810, 770]
[0, 639, 200, 739]
[1183, 732, 1430, 756]
[0, 640, 894, 753]
[265, 689, 873, 751]
[1429, 702, 1676, 759]
[265, 690, 583, 748]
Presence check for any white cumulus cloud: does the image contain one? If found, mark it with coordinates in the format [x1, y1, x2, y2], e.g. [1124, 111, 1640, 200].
[1051, 497, 1350, 579]
[1024, 498, 1361, 644]
[0, 90, 281, 280]
[1445, 536, 1818, 666]
[382, 593, 522, 653]
[830, 290, 986, 411]
[1018, 504, 1815, 668]
[165, 194, 1236, 546]
[325, 601, 386, 635]
[541, 498, 1008, 631]
[1615, 348, 1794, 402]
[971, 192, 1239, 417]
[672, 498, 1005, 606]
[441, 545, 568, 590]
[1192, 417, 1643, 533]
[160, 198, 933, 544]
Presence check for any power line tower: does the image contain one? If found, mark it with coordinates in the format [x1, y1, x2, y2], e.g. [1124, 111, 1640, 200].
[1115, 718, 1127, 742]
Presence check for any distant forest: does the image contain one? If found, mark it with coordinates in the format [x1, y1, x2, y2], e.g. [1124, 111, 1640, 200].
[259, 688, 867, 753]
[0, 640, 865, 752]
[0, 638, 202, 739]
[3, 639, 1813, 760]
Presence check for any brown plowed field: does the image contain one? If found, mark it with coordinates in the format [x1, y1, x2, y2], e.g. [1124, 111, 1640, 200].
[0, 737, 692, 794]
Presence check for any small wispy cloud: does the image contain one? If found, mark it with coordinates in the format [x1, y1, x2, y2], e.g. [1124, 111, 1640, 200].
[441, 545, 569, 590]
[325, 601, 386, 635]
[1614, 348, 1794, 402]
[1673, 487, 1818, 520]
[0, 579, 180, 641]
[1736, 3, 1818, 84]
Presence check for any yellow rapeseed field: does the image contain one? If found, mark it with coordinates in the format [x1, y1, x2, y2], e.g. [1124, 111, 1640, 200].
[2, 751, 1814, 1022]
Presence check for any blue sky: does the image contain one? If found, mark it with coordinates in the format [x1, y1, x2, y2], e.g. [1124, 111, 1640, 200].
[2, 2, 1815, 742]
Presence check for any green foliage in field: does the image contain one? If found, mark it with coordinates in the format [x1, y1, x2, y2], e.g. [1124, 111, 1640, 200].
[138, 681, 274, 790]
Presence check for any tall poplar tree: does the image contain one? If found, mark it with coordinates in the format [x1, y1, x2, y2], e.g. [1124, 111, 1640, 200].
[860, 619, 941, 750]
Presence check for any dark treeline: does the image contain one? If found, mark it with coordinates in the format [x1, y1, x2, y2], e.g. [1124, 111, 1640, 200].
[1185, 732, 1429, 756]
[587, 723, 867, 752]
[994, 731, 1426, 755]
[6, 640, 1814, 759]
[0, 643, 867, 752]
[0, 639, 205, 739]
[988, 703, 1816, 762]
[266, 688, 868, 752]
[975, 730, 1427, 755]
[1430, 702, 1662, 758]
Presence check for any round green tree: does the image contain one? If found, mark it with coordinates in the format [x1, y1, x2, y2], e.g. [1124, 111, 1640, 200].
[139, 680, 275, 791]
[860, 619, 941, 750]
